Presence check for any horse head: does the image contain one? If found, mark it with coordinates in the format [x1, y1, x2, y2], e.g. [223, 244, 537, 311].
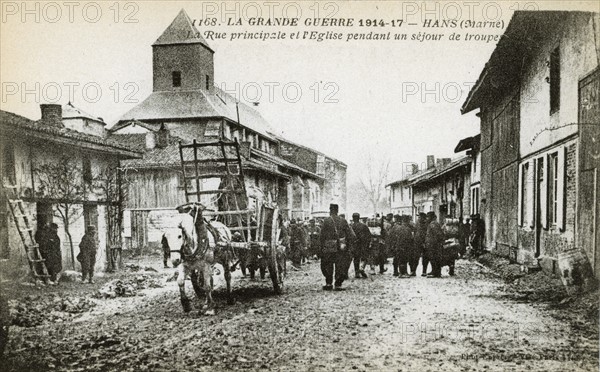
[175, 202, 211, 261]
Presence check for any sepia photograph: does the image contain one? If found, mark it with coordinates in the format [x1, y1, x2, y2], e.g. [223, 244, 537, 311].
[0, 1, 598, 370]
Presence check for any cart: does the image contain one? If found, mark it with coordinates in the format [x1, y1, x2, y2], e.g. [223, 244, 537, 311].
[178, 139, 283, 294]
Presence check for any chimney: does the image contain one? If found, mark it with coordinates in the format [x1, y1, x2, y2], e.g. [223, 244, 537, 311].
[443, 158, 452, 166]
[436, 159, 443, 168]
[426, 155, 435, 169]
[40, 104, 64, 128]
[145, 131, 156, 150]
[156, 123, 169, 149]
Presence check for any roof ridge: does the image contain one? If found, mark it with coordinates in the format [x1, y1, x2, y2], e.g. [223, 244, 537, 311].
[153, 9, 213, 51]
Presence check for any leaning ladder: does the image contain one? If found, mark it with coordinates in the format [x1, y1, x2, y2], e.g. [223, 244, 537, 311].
[3, 185, 50, 281]
[178, 139, 255, 243]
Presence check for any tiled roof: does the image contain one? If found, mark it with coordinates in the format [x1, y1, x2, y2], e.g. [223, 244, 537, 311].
[462, 11, 595, 113]
[115, 87, 277, 141]
[153, 9, 213, 51]
[412, 156, 471, 186]
[0, 110, 140, 158]
[62, 102, 105, 124]
[110, 133, 148, 152]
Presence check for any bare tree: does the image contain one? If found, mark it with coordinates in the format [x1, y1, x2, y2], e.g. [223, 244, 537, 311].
[34, 156, 87, 269]
[359, 153, 391, 215]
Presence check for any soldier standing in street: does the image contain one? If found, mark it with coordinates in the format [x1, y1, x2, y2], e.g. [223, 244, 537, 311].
[320, 204, 356, 291]
[78, 225, 98, 284]
[414, 213, 429, 276]
[307, 219, 321, 259]
[45, 223, 62, 284]
[391, 215, 414, 277]
[425, 212, 444, 278]
[350, 213, 371, 279]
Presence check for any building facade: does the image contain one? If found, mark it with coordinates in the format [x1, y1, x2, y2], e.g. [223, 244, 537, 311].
[109, 10, 346, 250]
[0, 105, 140, 277]
[461, 11, 599, 277]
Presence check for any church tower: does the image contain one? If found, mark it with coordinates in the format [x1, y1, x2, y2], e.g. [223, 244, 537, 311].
[152, 9, 214, 93]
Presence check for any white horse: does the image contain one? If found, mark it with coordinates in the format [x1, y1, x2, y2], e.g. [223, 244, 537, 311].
[164, 203, 234, 315]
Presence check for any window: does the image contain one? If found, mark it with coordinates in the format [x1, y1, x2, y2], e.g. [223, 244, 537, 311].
[172, 71, 181, 87]
[2, 142, 15, 185]
[392, 188, 395, 202]
[550, 46, 560, 113]
[519, 162, 530, 226]
[206, 74, 210, 90]
[316, 155, 325, 176]
[83, 156, 92, 184]
[400, 186, 404, 201]
[471, 186, 480, 215]
[408, 187, 412, 200]
[548, 152, 559, 225]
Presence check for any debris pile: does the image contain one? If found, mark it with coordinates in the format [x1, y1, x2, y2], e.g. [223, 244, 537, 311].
[94, 275, 164, 299]
[9, 295, 96, 327]
[124, 263, 159, 273]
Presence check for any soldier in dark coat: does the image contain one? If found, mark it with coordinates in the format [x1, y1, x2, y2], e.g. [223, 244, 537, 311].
[390, 215, 414, 277]
[425, 212, 444, 278]
[45, 223, 62, 283]
[414, 213, 429, 276]
[404, 216, 420, 276]
[289, 219, 308, 268]
[307, 219, 321, 259]
[320, 204, 356, 290]
[350, 213, 371, 279]
[78, 225, 98, 284]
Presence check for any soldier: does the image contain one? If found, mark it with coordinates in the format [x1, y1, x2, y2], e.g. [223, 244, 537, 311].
[414, 213, 429, 276]
[289, 219, 308, 268]
[390, 215, 414, 277]
[45, 223, 62, 284]
[425, 212, 444, 278]
[320, 204, 356, 291]
[306, 219, 321, 259]
[377, 213, 393, 274]
[350, 213, 371, 279]
[78, 225, 98, 284]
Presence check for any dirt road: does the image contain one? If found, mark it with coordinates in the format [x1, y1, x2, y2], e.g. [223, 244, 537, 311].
[2, 258, 598, 371]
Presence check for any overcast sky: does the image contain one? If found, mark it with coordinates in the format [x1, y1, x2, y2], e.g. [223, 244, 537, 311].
[1, 1, 597, 185]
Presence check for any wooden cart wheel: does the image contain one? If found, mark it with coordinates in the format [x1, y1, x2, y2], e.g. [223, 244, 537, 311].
[268, 208, 282, 294]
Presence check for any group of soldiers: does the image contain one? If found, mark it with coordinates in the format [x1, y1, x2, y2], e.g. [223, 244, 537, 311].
[282, 203, 486, 291]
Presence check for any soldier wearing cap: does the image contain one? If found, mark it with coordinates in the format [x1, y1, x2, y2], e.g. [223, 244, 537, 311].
[350, 212, 371, 279]
[319, 204, 356, 290]
[78, 225, 98, 284]
[306, 218, 321, 259]
[390, 215, 414, 277]
[414, 212, 429, 276]
[425, 212, 444, 278]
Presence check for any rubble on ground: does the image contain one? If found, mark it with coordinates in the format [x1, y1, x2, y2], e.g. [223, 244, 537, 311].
[124, 263, 159, 273]
[94, 274, 164, 299]
[8, 295, 96, 327]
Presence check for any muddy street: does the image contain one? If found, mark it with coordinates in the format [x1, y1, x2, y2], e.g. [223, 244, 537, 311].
[2, 257, 597, 372]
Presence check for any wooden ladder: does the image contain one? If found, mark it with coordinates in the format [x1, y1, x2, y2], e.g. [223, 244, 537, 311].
[179, 139, 254, 243]
[3, 185, 50, 281]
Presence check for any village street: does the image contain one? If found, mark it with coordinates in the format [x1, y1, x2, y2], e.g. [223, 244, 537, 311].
[2, 256, 598, 372]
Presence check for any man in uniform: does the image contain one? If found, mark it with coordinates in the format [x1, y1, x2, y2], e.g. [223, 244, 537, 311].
[306, 219, 321, 259]
[350, 212, 371, 279]
[390, 215, 414, 277]
[78, 225, 98, 284]
[414, 213, 429, 276]
[425, 212, 444, 278]
[320, 204, 356, 290]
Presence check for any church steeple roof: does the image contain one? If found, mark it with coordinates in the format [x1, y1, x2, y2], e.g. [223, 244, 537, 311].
[153, 9, 213, 51]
